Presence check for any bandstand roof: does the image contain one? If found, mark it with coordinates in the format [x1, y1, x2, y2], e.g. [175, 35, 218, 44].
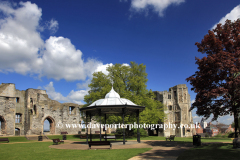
[80, 87, 145, 116]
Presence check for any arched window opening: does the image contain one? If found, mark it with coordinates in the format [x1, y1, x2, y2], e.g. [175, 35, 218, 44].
[34, 105, 37, 114]
[69, 106, 76, 115]
[168, 105, 172, 110]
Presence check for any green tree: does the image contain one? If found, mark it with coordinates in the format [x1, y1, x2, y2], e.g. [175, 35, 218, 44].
[83, 62, 164, 124]
[231, 118, 240, 129]
[186, 19, 240, 138]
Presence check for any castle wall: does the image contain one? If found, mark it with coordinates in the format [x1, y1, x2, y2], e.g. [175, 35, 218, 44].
[0, 83, 82, 136]
[0, 97, 15, 135]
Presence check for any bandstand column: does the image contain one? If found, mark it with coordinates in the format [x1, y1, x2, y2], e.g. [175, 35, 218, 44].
[90, 112, 92, 142]
[137, 110, 140, 143]
[122, 108, 125, 145]
[86, 111, 88, 144]
[99, 109, 102, 141]
[105, 114, 107, 141]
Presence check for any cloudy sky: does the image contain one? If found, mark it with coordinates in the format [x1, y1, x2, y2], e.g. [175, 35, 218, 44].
[0, 0, 239, 125]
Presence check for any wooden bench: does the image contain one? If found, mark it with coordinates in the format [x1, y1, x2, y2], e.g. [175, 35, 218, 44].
[61, 132, 68, 135]
[80, 135, 87, 139]
[52, 138, 64, 145]
[95, 131, 100, 134]
[88, 141, 112, 149]
[0, 138, 9, 143]
[103, 135, 116, 141]
[166, 135, 175, 141]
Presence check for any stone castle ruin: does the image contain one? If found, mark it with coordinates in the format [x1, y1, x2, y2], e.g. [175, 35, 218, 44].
[154, 84, 195, 137]
[0, 83, 81, 136]
[0, 83, 194, 137]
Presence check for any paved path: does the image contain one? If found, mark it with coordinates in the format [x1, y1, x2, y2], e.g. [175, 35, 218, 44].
[49, 140, 193, 160]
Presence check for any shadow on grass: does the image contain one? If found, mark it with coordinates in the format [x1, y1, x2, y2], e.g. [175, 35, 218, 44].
[177, 143, 240, 160]
[144, 141, 192, 147]
[130, 141, 193, 159]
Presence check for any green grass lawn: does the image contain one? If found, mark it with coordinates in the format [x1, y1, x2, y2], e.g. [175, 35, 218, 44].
[177, 143, 240, 160]
[0, 135, 234, 143]
[0, 142, 151, 160]
[126, 136, 233, 143]
[0, 136, 31, 142]
[0, 135, 237, 160]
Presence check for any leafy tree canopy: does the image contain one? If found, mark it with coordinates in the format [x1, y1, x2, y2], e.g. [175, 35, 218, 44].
[83, 62, 164, 124]
[186, 19, 240, 137]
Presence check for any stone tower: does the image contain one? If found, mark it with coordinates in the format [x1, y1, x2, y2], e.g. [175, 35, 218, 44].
[154, 84, 194, 137]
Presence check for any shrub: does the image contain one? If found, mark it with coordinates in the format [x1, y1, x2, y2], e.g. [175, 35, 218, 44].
[227, 131, 239, 138]
[205, 133, 210, 138]
[133, 128, 148, 137]
[115, 128, 148, 137]
[214, 133, 222, 138]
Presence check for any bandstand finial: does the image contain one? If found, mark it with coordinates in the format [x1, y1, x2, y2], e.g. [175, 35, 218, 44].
[111, 80, 114, 88]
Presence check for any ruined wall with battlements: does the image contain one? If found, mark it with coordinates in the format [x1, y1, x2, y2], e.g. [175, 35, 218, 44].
[0, 83, 82, 136]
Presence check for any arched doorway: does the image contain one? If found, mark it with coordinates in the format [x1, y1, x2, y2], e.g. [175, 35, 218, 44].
[43, 116, 55, 134]
[15, 128, 20, 136]
[0, 115, 6, 134]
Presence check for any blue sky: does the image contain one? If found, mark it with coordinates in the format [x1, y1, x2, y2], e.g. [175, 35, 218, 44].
[0, 0, 240, 126]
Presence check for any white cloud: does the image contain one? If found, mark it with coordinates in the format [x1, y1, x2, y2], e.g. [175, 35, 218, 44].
[0, 1, 44, 75]
[44, 82, 88, 105]
[212, 4, 240, 29]
[44, 82, 69, 102]
[192, 108, 234, 125]
[77, 79, 91, 90]
[0, 1, 103, 81]
[46, 19, 59, 34]
[191, 99, 195, 104]
[95, 63, 130, 75]
[95, 63, 113, 75]
[126, 0, 185, 17]
[193, 115, 202, 123]
[67, 89, 88, 104]
[217, 115, 234, 125]
[41, 36, 101, 81]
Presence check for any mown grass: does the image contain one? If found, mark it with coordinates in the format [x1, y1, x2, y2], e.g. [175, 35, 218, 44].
[177, 143, 240, 160]
[0, 135, 233, 143]
[0, 136, 30, 142]
[126, 136, 233, 143]
[0, 142, 151, 160]
[47, 134, 81, 140]
[0, 135, 237, 160]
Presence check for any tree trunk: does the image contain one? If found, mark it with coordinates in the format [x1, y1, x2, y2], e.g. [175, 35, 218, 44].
[234, 109, 239, 138]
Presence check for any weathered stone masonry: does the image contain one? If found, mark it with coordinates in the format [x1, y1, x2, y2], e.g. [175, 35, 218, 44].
[154, 84, 195, 137]
[0, 83, 82, 135]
